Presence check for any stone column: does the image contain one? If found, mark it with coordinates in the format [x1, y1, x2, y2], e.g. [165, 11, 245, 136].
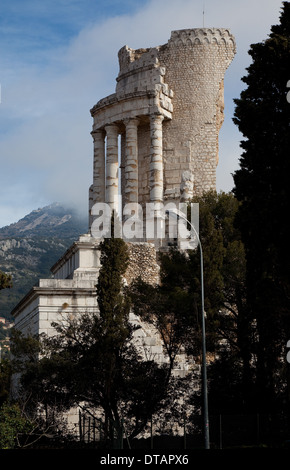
[148, 114, 164, 247]
[149, 114, 164, 203]
[91, 129, 106, 204]
[105, 124, 119, 212]
[124, 118, 139, 205]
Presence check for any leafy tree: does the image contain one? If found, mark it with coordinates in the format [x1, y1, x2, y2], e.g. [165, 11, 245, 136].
[0, 402, 32, 449]
[0, 271, 12, 292]
[130, 191, 250, 414]
[191, 191, 255, 412]
[0, 272, 13, 405]
[233, 1, 290, 411]
[0, 359, 12, 406]
[11, 227, 171, 445]
[130, 193, 229, 360]
[0, 270, 13, 321]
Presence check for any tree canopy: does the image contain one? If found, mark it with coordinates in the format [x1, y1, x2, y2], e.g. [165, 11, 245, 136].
[11, 230, 172, 445]
[0, 271, 12, 292]
[130, 191, 250, 414]
[233, 1, 290, 411]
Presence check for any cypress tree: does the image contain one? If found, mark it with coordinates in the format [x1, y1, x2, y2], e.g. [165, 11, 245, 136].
[233, 2, 290, 411]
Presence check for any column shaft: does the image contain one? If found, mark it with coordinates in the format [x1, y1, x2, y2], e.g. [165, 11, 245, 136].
[105, 124, 119, 212]
[91, 129, 106, 204]
[124, 118, 139, 205]
[149, 115, 164, 203]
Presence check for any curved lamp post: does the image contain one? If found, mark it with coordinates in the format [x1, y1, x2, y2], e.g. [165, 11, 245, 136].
[165, 208, 210, 450]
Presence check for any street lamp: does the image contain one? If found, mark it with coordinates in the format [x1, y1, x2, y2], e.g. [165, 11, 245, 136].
[165, 208, 210, 450]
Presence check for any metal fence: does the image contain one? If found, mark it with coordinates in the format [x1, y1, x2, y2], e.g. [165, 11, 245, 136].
[209, 413, 290, 449]
[77, 411, 290, 449]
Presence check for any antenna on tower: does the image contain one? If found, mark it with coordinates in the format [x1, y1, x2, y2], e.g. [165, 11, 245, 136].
[203, 1, 205, 28]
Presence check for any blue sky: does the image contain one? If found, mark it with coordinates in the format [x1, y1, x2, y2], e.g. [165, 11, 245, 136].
[0, 0, 284, 226]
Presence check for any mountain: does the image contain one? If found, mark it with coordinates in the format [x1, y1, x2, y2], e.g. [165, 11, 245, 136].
[0, 202, 88, 239]
[0, 203, 88, 320]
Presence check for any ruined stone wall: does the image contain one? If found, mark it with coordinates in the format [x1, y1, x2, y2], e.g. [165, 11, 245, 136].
[90, 28, 235, 226]
[159, 29, 235, 198]
[125, 242, 160, 286]
[117, 28, 235, 208]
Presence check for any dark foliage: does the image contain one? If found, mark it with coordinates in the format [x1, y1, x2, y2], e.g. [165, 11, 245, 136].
[233, 2, 290, 411]
[10, 229, 172, 443]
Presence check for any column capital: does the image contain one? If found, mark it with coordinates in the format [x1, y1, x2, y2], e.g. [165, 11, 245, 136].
[91, 128, 105, 141]
[150, 114, 164, 124]
[123, 117, 140, 128]
[104, 123, 120, 135]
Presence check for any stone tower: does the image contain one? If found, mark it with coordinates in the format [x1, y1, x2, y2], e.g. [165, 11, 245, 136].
[89, 28, 236, 232]
[12, 27, 236, 434]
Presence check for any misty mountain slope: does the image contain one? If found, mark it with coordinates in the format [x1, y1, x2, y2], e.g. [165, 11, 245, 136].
[0, 202, 88, 239]
[0, 203, 88, 320]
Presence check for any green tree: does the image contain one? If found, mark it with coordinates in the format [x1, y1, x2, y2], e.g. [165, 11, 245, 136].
[0, 272, 13, 406]
[0, 359, 12, 406]
[11, 228, 171, 445]
[0, 402, 32, 449]
[0, 271, 12, 291]
[130, 193, 228, 360]
[233, 1, 290, 411]
[130, 191, 250, 414]
[191, 191, 253, 413]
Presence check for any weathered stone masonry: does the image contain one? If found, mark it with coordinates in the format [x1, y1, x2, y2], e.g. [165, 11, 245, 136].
[12, 28, 236, 432]
[89, 28, 236, 229]
[13, 26, 236, 347]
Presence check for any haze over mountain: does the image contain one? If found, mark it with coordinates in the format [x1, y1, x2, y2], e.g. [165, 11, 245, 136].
[0, 202, 88, 239]
[0, 203, 88, 320]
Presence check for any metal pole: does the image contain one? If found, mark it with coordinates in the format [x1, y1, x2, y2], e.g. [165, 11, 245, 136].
[166, 209, 210, 449]
[183, 412, 187, 449]
[219, 414, 222, 449]
[199, 240, 210, 449]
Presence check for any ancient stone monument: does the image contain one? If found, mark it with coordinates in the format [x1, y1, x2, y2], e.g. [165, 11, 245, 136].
[12, 24, 236, 338]
[89, 28, 236, 230]
[11, 28, 236, 431]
